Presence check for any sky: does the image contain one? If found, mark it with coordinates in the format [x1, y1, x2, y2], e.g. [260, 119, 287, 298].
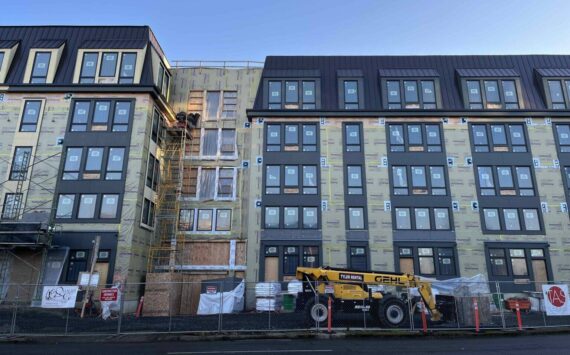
[1, 0, 570, 61]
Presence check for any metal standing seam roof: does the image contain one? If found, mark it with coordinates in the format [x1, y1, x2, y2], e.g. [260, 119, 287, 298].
[252, 55, 570, 111]
[0, 26, 164, 86]
[535, 68, 570, 77]
[378, 68, 439, 77]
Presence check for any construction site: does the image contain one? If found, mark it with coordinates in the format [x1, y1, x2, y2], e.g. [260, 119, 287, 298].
[143, 64, 262, 315]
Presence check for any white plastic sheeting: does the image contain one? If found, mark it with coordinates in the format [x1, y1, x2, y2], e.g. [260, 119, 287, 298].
[101, 284, 122, 320]
[256, 297, 281, 312]
[197, 280, 245, 315]
[411, 274, 490, 297]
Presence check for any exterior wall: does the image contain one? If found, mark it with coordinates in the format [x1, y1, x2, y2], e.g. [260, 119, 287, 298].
[166, 67, 262, 274]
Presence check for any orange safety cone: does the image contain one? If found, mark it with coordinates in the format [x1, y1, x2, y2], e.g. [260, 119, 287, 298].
[515, 301, 522, 330]
[135, 296, 144, 318]
[327, 296, 332, 334]
[473, 297, 480, 333]
[420, 300, 428, 334]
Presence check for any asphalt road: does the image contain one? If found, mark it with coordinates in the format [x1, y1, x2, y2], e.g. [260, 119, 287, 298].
[2, 333, 570, 355]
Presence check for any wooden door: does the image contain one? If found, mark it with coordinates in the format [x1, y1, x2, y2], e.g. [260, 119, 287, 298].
[400, 259, 414, 275]
[264, 257, 279, 281]
[94, 262, 109, 287]
[532, 260, 548, 292]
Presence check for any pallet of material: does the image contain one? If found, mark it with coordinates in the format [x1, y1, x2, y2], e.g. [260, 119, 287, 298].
[143, 273, 182, 317]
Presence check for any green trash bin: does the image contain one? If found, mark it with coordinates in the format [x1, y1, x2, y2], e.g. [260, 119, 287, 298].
[282, 294, 295, 312]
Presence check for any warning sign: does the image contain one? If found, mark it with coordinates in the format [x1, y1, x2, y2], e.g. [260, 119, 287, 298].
[100, 288, 118, 302]
[542, 284, 570, 316]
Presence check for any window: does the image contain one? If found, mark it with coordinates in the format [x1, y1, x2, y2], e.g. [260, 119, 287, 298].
[79, 52, 98, 83]
[476, 165, 535, 196]
[265, 165, 280, 194]
[69, 100, 131, 132]
[178, 209, 194, 231]
[55, 194, 74, 219]
[0, 52, 4, 72]
[100, 194, 119, 219]
[264, 207, 280, 229]
[106, 148, 125, 180]
[395, 208, 411, 230]
[555, 124, 570, 152]
[19, 100, 42, 132]
[205, 91, 221, 120]
[267, 80, 317, 110]
[302, 124, 317, 151]
[398, 246, 457, 278]
[303, 207, 318, 229]
[62, 147, 82, 180]
[546, 80, 570, 109]
[489, 248, 508, 276]
[509, 249, 528, 276]
[200, 129, 237, 159]
[284, 165, 299, 193]
[268, 81, 282, 109]
[85, 148, 104, 178]
[30, 52, 51, 83]
[220, 129, 237, 158]
[157, 62, 171, 99]
[99, 52, 118, 77]
[344, 124, 361, 152]
[151, 108, 164, 145]
[266, 124, 281, 151]
[471, 124, 528, 152]
[77, 194, 97, 219]
[303, 246, 319, 267]
[112, 101, 130, 132]
[486, 245, 550, 289]
[348, 207, 365, 230]
[464, 79, 519, 109]
[284, 207, 299, 229]
[394, 207, 451, 231]
[388, 123, 442, 152]
[385, 79, 438, 109]
[198, 168, 216, 200]
[343, 80, 359, 109]
[414, 208, 430, 230]
[392, 166, 408, 195]
[266, 123, 318, 152]
[197, 209, 213, 231]
[222, 91, 237, 119]
[141, 198, 155, 227]
[391, 166, 447, 196]
[2, 193, 22, 220]
[216, 209, 232, 231]
[283, 247, 299, 275]
[302, 165, 318, 194]
[217, 168, 235, 199]
[347, 165, 363, 195]
[285, 81, 299, 109]
[483, 207, 542, 233]
[118, 53, 136, 84]
[10, 147, 32, 181]
[349, 246, 368, 271]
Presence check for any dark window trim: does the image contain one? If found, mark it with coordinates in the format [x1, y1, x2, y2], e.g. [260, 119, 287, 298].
[259, 242, 322, 281]
[337, 77, 364, 110]
[478, 207, 544, 235]
[19, 100, 43, 132]
[118, 52, 137, 84]
[387, 122, 444, 153]
[468, 122, 530, 153]
[474, 164, 538, 197]
[394, 242, 460, 280]
[263, 78, 321, 110]
[460, 78, 523, 110]
[540, 77, 570, 109]
[30, 51, 51, 83]
[54, 192, 123, 223]
[484, 242, 553, 291]
[79, 51, 99, 83]
[99, 52, 118, 78]
[1, 193, 23, 220]
[60, 146, 127, 182]
[9, 146, 32, 181]
[381, 77, 442, 110]
[67, 98, 135, 133]
[263, 122, 320, 153]
[347, 242, 370, 271]
[262, 205, 320, 230]
[391, 206, 452, 231]
[390, 165, 449, 196]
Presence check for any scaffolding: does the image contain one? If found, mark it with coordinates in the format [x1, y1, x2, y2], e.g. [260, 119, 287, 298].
[147, 117, 194, 272]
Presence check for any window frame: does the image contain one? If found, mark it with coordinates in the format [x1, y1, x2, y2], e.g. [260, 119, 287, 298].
[19, 100, 43, 132]
[480, 207, 543, 234]
[381, 78, 441, 109]
[395, 244, 459, 279]
[387, 123, 443, 153]
[469, 123, 530, 153]
[393, 207, 452, 231]
[67, 99, 134, 133]
[9, 146, 33, 181]
[1, 193, 23, 220]
[30, 51, 52, 83]
[461, 78, 522, 110]
[265, 79, 320, 110]
[264, 123, 319, 153]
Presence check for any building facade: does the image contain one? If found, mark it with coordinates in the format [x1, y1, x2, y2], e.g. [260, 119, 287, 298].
[0, 26, 175, 303]
[246, 56, 570, 293]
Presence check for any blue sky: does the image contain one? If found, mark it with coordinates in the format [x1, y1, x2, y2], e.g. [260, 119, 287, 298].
[1, 0, 569, 61]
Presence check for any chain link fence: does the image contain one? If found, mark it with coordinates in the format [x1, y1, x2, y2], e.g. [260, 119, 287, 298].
[1, 280, 570, 336]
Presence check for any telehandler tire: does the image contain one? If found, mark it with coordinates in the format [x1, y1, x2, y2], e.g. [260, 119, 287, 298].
[304, 295, 329, 327]
[377, 295, 408, 328]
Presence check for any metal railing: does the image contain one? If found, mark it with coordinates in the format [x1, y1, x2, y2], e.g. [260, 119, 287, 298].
[1, 280, 569, 336]
[170, 60, 264, 69]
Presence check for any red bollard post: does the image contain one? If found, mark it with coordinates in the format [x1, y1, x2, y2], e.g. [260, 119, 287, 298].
[420, 300, 428, 334]
[473, 297, 480, 333]
[135, 296, 144, 318]
[327, 296, 332, 334]
[515, 302, 522, 330]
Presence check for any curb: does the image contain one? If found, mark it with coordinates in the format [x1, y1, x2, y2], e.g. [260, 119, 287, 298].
[1, 327, 569, 344]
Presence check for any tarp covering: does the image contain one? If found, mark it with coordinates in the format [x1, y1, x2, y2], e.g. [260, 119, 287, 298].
[411, 274, 490, 297]
[197, 280, 244, 315]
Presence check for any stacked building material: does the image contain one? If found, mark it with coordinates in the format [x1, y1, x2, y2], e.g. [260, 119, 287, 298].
[255, 282, 282, 311]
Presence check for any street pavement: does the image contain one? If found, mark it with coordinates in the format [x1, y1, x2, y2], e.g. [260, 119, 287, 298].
[1, 333, 570, 354]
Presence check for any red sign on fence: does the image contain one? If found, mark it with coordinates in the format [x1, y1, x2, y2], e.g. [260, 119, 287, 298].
[100, 288, 118, 302]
